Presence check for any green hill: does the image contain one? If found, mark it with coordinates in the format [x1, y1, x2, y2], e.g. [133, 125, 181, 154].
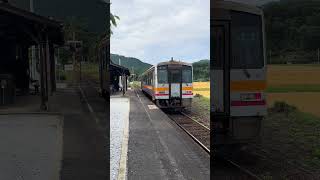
[193, 60, 210, 82]
[111, 54, 152, 76]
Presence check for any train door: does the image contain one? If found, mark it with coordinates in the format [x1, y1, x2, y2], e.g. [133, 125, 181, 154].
[169, 68, 182, 98]
[212, 21, 230, 140]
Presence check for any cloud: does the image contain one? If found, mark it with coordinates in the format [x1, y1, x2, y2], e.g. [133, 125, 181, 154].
[110, 0, 210, 64]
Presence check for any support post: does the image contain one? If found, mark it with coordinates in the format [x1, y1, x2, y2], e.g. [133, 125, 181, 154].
[45, 36, 51, 98]
[49, 44, 56, 93]
[122, 75, 125, 96]
[39, 39, 47, 110]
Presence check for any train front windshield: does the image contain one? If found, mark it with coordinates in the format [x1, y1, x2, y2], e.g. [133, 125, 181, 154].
[231, 11, 264, 69]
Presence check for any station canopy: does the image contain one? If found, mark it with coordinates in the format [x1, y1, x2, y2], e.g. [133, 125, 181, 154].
[110, 62, 130, 76]
[0, 2, 63, 46]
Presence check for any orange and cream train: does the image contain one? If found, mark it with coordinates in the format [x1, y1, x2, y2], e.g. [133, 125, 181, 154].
[140, 59, 193, 110]
[212, 1, 267, 146]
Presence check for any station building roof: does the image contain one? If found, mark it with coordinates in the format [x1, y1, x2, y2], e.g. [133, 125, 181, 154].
[0, 1, 64, 46]
[110, 62, 130, 76]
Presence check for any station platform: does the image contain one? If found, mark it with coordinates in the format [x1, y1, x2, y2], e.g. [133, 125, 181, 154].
[127, 89, 210, 180]
[0, 114, 63, 180]
[0, 82, 108, 180]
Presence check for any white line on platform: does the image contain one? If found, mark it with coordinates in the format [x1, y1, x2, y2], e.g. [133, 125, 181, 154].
[117, 99, 130, 180]
[78, 86, 99, 124]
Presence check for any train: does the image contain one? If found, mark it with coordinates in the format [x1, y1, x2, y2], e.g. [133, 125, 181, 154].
[212, 1, 267, 147]
[140, 59, 193, 110]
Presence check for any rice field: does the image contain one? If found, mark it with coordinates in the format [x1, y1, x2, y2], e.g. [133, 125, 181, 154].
[267, 64, 320, 85]
[267, 65, 320, 117]
[193, 82, 210, 98]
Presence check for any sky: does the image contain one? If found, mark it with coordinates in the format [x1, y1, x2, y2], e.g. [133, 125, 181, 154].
[110, 0, 210, 65]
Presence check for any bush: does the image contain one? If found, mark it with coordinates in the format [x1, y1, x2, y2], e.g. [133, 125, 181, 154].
[269, 101, 297, 115]
[312, 148, 320, 159]
[57, 74, 66, 81]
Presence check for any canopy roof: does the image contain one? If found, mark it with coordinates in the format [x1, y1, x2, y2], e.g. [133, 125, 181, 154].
[0, 2, 64, 45]
[110, 62, 130, 76]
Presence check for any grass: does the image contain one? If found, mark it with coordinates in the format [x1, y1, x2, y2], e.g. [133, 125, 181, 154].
[191, 95, 210, 128]
[267, 84, 320, 93]
[130, 81, 141, 89]
[264, 102, 320, 170]
[193, 95, 210, 111]
[81, 63, 99, 80]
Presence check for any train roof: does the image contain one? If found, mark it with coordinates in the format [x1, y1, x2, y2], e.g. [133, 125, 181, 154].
[213, 1, 263, 17]
[140, 59, 192, 77]
[157, 60, 192, 67]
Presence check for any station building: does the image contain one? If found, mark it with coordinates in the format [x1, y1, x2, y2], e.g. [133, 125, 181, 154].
[110, 62, 130, 96]
[0, 0, 64, 110]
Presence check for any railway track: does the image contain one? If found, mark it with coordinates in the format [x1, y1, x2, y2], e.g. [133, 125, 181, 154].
[166, 111, 210, 153]
[212, 156, 262, 180]
[166, 111, 263, 179]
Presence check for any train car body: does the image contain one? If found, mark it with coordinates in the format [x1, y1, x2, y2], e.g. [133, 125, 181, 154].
[141, 60, 193, 110]
[212, 1, 267, 146]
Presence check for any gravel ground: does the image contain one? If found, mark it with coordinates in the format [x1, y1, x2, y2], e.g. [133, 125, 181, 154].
[110, 97, 129, 180]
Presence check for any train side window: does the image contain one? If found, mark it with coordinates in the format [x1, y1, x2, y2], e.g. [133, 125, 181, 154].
[149, 73, 152, 85]
[158, 68, 168, 84]
[151, 72, 153, 85]
[153, 71, 155, 85]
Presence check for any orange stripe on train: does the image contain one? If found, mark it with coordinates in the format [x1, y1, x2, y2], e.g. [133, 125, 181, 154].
[143, 85, 153, 90]
[182, 87, 193, 91]
[154, 87, 169, 91]
[230, 80, 266, 92]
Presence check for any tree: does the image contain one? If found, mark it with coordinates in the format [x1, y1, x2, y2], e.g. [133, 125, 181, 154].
[99, 0, 120, 37]
[110, 13, 120, 33]
[263, 0, 320, 64]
